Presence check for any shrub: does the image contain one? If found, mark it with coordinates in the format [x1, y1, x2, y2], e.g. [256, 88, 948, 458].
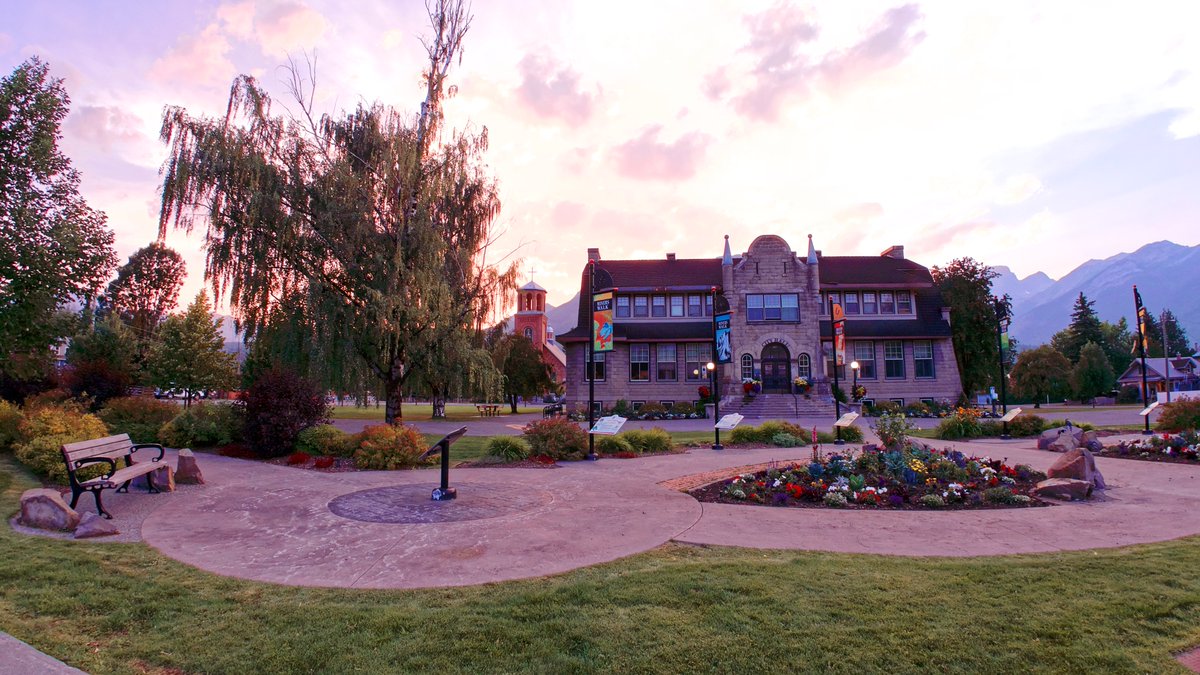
[353, 424, 431, 470]
[870, 400, 902, 417]
[637, 402, 667, 418]
[919, 494, 945, 508]
[619, 428, 673, 453]
[1007, 414, 1047, 437]
[287, 452, 311, 465]
[98, 397, 179, 444]
[313, 456, 335, 469]
[296, 424, 355, 457]
[836, 425, 865, 443]
[905, 402, 930, 417]
[0, 399, 24, 451]
[1116, 385, 1141, 404]
[241, 368, 330, 458]
[24, 388, 73, 409]
[669, 401, 695, 416]
[596, 435, 634, 454]
[612, 399, 631, 417]
[13, 405, 110, 483]
[61, 360, 130, 409]
[935, 408, 984, 440]
[1157, 399, 1200, 433]
[772, 432, 802, 447]
[984, 486, 1021, 504]
[730, 421, 804, 445]
[157, 403, 244, 448]
[823, 492, 848, 507]
[485, 436, 530, 462]
[522, 418, 588, 461]
[873, 413, 915, 448]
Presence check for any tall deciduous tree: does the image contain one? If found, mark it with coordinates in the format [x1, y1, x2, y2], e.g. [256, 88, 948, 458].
[0, 57, 116, 377]
[149, 292, 238, 406]
[1009, 345, 1071, 407]
[491, 334, 554, 413]
[931, 258, 1007, 398]
[1098, 318, 1133, 376]
[156, 1, 515, 424]
[103, 242, 187, 339]
[1070, 341, 1115, 402]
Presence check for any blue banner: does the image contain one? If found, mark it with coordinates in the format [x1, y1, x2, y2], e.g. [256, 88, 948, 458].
[715, 313, 732, 364]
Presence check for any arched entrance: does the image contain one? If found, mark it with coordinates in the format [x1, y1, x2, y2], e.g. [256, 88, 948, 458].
[760, 342, 791, 393]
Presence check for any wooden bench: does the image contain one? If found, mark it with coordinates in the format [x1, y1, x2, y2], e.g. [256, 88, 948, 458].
[542, 403, 564, 418]
[61, 434, 169, 519]
[475, 404, 501, 417]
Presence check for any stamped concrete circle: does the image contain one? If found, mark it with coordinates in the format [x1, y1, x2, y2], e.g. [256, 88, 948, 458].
[328, 483, 554, 524]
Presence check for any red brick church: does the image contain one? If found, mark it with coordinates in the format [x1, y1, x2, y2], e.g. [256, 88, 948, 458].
[513, 281, 567, 386]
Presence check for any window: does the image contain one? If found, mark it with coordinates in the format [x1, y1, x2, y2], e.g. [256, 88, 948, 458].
[862, 292, 878, 314]
[860, 398, 875, 409]
[630, 344, 650, 381]
[670, 295, 684, 317]
[897, 291, 913, 315]
[657, 344, 677, 381]
[890, 398, 905, 407]
[704, 294, 713, 316]
[523, 327, 533, 340]
[823, 342, 845, 380]
[633, 295, 649, 317]
[884, 341, 905, 379]
[741, 354, 754, 380]
[685, 344, 712, 381]
[844, 292, 860, 315]
[687, 294, 703, 317]
[616, 296, 630, 318]
[746, 294, 799, 322]
[631, 401, 645, 411]
[880, 292, 895, 314]
[796, 353, 811, 379]
[660, 400, 675, 409]
[592, 401, 603, 416]
[586, 351, 606, 381]
[853, 341, 876, 379]
[826, 292, 841, 315]
[920, 398, 935, 406]
[914, 340, 934, 378]
[651, 295, 667, 317]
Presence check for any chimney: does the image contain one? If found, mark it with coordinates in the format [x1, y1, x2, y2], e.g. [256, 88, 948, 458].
[666, 252, 676, 261]
[587, 248, 601, 261]
[882, 245, 905, 259]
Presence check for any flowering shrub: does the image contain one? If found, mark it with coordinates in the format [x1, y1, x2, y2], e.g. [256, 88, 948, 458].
[1156, 400, 1200, 433]
[1106, 431, 1200, 462]
[851, 384, 867, 401]
[1007, 414, 1048, 437]
[296, 424, 355, 457]
[158, 403, 244, 448]
[872, 413, 915, 448]
[313, 456, 336, 469]
[98, 397, 179, 444]
[485, 436, 530, 462]
[522, 417, 588, 461]
[352, 424, 431, 470]
[793, 376, 810, 389]
[710, 445, 1044, 510]
[287, 452, 311, 465]
[14, 405, 110, 483]
[241, 369, 330, 458]
[935, 407, 984, 439]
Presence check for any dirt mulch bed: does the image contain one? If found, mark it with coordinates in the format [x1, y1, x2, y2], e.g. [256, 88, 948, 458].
[687, 478, 1052, 510]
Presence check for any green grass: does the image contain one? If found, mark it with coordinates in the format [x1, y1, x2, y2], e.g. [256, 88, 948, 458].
[420, 433, 491, 464]
[330, 403, 542, 421]
[2, 454, 1200, 673]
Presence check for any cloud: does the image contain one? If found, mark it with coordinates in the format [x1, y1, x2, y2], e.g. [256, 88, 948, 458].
[835, 202, 884, 225]
[550, 201, 587, 229]
[820, 4, 925, 89]
[515, 53, 597, 127]
[611, 125, 712, 181]
[217, 1, 255, 39]
[716, 3, 925, 120]
[149, 23, 235, 86]
[255, 1, 327, 57]
[65, 105, 145, 153]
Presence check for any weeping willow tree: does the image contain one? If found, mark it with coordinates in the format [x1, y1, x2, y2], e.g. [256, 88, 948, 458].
[157, 0, 516, 423]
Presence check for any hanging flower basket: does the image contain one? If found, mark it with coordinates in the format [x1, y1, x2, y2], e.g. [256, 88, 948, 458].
[793, 376, 810, 395]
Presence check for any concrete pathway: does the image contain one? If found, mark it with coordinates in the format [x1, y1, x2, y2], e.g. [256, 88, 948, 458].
[0, 632, 86, 674]
[127, 432, 1200, 589]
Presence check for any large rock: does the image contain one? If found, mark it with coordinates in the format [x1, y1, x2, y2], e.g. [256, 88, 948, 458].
[1038, 426, 1082, 450]
[1047, 433, 1080, 453]
[19, 489, 80, 531]
[74, 512, 120, 539]
[1047, 448, 1107, 489]
[130, 463, 175, 492]
[175, 448, 205, 485]
[1033, 478, 1094, 501]
[1080, 430, 1103, 452]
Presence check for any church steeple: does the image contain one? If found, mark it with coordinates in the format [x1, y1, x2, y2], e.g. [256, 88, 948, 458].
[515, 280, 548, 350]
[722, 234, 732, 266]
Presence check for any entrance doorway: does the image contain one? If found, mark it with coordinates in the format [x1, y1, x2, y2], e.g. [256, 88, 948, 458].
[760, 342, 791, 393]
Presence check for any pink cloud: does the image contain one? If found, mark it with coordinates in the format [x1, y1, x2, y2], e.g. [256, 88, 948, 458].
[255, 1, 327, 56]
[149, 23, 234, 86]
[835, 202, 884, 225]
[515, 53, 596, 127]
[611, 125, 712, 181]
[65, 105, 145, 153]
[820, 4, 925, 89]
[550, 201, 587, 229]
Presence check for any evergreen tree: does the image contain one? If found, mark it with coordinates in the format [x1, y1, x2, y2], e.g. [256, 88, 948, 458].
[931, 258, 1007, 398]
[149, 292, 238, 406]
[1142, 309, 1191, 358]
[1070, 341, 1115, 402]
[1010, 345, 1072, 407]
[0, 58, 116, 377]
[1059, 292, 1104, 363]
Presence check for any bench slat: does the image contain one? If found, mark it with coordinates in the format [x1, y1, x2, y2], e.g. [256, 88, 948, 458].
[63, 434, 133, 463]
[79, 461, 160, 489]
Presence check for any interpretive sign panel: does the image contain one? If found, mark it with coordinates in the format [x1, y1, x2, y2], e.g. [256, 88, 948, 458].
[715, 413, 744, 430]
[834, 412, 859, 428]
[589, 415, 627, 435]
[1140, 402, 1160, 417]
[1000, 408, 1023, 423]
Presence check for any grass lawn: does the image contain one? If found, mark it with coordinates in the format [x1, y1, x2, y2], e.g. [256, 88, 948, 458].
[2, 455, 1199, 673]
[419, 433, 491, 464]
[331, 403, 542, 421]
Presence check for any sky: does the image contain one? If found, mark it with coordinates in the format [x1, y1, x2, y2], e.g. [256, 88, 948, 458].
[4, 0, 1199, 312]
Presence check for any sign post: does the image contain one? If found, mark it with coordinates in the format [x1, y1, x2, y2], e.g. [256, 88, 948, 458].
[831, 303, 845, 445]
[711, 290, 731, 450]
[587, 263, 615, 460]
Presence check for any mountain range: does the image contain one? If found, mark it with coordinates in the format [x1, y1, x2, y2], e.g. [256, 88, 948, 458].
[538, 240, 1200, 353]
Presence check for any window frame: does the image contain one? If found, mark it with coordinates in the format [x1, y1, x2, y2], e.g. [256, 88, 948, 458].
[745, 293, 800, 323]
[884, 340, 905, 379]
[629, 343, 650, 382]
[633, 295, 649, 318]
[796, 353, 812, 379]
[844, 291, 860, 315]
[914, 340, 935, 379]
[741, 354, 754, 380]
[615, 296, 630, 318]
[687, 294, 704, 317]
[897, 291, 913, 315]
[656, 343, 678, 381]
[880, 291, 895, 314]
[862, 292, 878, 314]
[853, 341, 876, 379]
[585, 351, 606, 382]
[669, 295, 685, 317]
[685, 344, 712, 381]
[651, 295, 667, 318]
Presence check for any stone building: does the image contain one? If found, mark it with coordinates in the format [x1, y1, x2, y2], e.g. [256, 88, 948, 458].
[557, 234, 962, 415]
[513, 280, 567, 385]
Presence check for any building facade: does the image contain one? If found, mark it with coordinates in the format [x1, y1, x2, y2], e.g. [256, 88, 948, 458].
[514, 281, 567, 385]
[557, 234, 963, 413]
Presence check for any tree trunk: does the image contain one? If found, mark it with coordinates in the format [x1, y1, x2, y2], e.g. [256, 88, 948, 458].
[431, 392, 446, 419]
[509, 394, 518, 414]
[384, 367, 404, 425]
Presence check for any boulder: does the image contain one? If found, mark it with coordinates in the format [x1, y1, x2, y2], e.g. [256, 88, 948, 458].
[130, 463, 175, 492]
[1047, 433, 1080, 453]
[1080, 430, 1103, 452]
[19, 488, 80, 531]
[73, 512, 120, 539]
[1047, 448, 1107, 489]
[1038, 426, 1082, 450]
[175, 448, 205, 485]
[1033, 478, 1094, 501]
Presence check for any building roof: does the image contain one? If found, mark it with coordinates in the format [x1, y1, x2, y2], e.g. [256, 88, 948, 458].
[1117, 360, 1197, 384]
[542, 341, 566, 366]
[818, 255, 934, 286]
[519, 280, 546, 292]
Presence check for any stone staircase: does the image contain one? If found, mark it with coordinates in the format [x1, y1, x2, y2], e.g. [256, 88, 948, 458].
[721, 393, 838, 420]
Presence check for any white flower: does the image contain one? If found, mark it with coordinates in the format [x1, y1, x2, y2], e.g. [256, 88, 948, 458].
[772, 479, 782, 488]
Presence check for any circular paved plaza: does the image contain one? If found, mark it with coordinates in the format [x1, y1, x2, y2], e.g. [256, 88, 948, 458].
[132, 434, 1200, 589]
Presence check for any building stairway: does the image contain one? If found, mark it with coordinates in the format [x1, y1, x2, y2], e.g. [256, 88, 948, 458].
[721, 393, 838, 420]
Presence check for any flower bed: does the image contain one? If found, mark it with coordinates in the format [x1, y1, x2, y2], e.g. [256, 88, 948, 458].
[689, 445, 1049, 509]
[1100, 431, 1200, 464]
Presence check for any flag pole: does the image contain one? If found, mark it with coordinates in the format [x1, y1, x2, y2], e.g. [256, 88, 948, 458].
[1134, 285, 1151, 435]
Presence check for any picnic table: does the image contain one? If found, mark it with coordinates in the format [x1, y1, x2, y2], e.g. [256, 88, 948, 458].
[475, 404, 501, 417]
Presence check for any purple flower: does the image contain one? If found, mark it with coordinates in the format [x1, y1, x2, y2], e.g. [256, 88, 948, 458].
[888, 494, 905, 508]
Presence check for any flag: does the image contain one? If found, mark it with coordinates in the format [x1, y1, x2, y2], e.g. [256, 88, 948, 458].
[1133, 286, 1148, 356]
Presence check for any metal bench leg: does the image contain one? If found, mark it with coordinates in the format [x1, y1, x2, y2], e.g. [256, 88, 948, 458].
[117, 480, 131, 494]
[145, 470, 159, 494]
[69, 488, 82, 510]
[92, 489, 112, 519]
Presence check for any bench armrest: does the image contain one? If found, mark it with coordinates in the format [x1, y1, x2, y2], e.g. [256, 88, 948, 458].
[130, 443, 166, 462]
[75, 456, 117, 479]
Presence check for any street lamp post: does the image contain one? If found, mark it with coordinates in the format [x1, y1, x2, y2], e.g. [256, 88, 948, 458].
[1162, 309, 1172, 404]
[708, 360, 722, 449]
[850, 361, 859, 405]
[994, 296, 1011, 440]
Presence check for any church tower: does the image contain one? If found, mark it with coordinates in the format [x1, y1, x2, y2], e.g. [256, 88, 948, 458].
[514, 281, 549, 351]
